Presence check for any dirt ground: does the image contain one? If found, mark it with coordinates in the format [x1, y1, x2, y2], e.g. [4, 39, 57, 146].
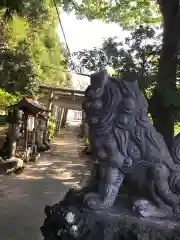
[0, 129, 89, 240]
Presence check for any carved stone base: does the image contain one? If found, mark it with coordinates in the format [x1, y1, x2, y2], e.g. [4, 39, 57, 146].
[41, 188, 180, 240]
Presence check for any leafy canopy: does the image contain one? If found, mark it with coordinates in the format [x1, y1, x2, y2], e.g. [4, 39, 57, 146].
[0, 88, 22, 110]
[61, 0, 161, 29]
[74, 25, 161, 97]
[0, 0, 70, 96]
[0, 0, 48, 21]
[0, 48, 37, 96]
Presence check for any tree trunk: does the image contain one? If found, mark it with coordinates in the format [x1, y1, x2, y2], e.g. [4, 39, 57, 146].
[0, 21, 5, 48]
[149, 95, 174, 150]
[61, 108, 68, 128]
[150, 1, 180, 150]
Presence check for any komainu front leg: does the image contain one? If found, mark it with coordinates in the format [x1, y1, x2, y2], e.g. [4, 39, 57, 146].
[84, 165, 124, 210]
[151, 163, 180, 214]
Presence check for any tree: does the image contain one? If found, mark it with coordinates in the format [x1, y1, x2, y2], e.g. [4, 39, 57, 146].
[0, 0, 48, 20]
[0, 49, 37, 96]
[0, 89, 22, 110]
[62, 0, 180, 149]
[74, 26, 161, 97]
[61, 0, 161, 29]
[0, 0, 70, 96]
[149, 1, 180, 149]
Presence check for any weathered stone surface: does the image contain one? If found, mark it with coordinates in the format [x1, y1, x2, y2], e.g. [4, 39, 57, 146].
[82, 70, 180, 216]
[41, 70, 180, 239]
[41, 189, 180, 239]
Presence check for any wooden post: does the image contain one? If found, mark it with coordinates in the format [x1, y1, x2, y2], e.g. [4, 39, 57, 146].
[47, 90, 54, 124]
[80, 110, 86, 139]
[58, 108, 64, 132]
[55, 107, 62, 136]
[24, 114, 28, 152]
[61, 108, 68, 128]
[8, 124, 17, 158]
[46, 90, 54, 139]
[0, 21, 5, 48]
[53, 105, 59, 136]
[32, 116, 36, 146]
[36, 119, 44, 145]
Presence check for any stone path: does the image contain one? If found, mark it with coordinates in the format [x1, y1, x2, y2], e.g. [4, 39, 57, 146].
[0, 130, 89, 240]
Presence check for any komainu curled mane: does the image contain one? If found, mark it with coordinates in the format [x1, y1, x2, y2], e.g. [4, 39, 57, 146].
[83, 70, 180, 216]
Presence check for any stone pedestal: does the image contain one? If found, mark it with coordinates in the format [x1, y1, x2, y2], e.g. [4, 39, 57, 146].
[41, 188, 180, 240]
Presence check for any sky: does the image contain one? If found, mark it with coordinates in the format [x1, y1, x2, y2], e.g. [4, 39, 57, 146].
[57, 10, 129, 90]
[58, 10, 129, 53]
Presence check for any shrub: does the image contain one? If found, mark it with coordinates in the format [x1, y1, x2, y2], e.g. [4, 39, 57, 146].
[49, 116, 55, 139]
[0, 88, 22, 114]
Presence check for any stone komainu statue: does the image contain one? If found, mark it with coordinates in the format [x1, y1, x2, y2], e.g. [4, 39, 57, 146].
[82, 70, 180, 216]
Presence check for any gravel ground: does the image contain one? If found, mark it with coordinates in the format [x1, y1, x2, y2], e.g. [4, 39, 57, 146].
[0, 131, 89, 240]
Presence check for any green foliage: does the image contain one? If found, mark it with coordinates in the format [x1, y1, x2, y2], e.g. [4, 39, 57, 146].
[4, 17, 29, 47]
[0, 0, 49, 21]
[74, 25, 161, 96]
[0, 48, 38, 96]
[0, 0, 70, 97]
[49, 116, 55, 139]
[61, 0, 161, 29]
[174, 122, 180, 135]
[0, 88, 22, 108]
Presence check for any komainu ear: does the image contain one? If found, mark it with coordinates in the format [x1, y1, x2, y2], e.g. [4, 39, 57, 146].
[120, 72, 140, 99]
[90, 70, 108, 90]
